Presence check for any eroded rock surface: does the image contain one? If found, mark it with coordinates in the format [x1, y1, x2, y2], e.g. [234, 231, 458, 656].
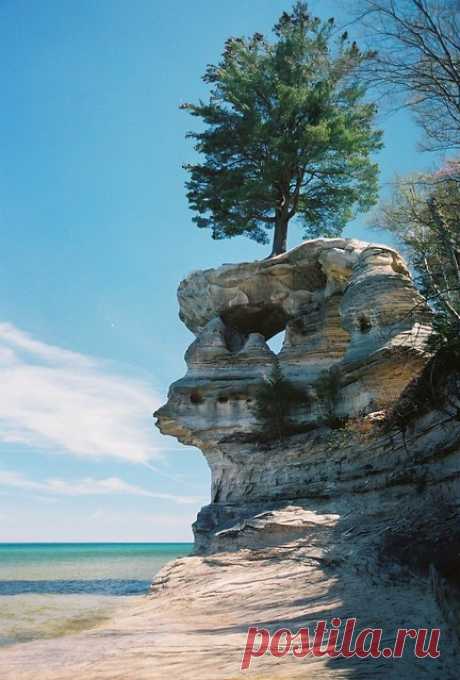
[2, 486, 459, 679]
[3, 239, 458, 680]
[148, 237, 460, 678]
[155, 238, 432, 514]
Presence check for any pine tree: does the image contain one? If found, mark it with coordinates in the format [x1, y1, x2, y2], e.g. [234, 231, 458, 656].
[181, 2, 382, 256]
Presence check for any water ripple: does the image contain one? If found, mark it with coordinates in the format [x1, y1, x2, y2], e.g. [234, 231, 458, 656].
[0, 579, 150, 595]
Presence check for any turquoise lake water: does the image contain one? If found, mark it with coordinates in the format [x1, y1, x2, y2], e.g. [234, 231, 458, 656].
[0, 543, 192, 646]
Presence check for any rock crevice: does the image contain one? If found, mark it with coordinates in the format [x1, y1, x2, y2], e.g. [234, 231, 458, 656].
[155, 238, 433, 522]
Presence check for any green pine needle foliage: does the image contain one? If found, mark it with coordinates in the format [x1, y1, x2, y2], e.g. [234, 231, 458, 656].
[315, 365, 342, 423]
[253, 363, 309, 440]
[181, 1, 382, 254]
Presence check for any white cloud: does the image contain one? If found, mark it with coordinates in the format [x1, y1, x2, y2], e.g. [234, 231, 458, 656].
[0, 503, 197, 542]
[0, 322, 163, 463]
[0, 469, 203, 505]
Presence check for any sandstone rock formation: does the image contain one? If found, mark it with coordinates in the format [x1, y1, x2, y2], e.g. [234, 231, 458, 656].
[150, 237, 460, 677]
[155, 238, 432, 516]
[3, 482, 458, 680]
[3, 239, 458, 680]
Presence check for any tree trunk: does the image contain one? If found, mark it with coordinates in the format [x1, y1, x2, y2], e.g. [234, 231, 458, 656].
[270, 216, 289, 257]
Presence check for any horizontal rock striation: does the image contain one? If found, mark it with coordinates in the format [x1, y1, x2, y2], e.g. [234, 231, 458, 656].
[149, 238, 460, 678]
[192, 403, 460, 552]
[155, 238, 432, 518]
[3, 240, 458, 680]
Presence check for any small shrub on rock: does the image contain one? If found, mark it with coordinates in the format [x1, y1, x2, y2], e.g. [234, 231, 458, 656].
[253, 363, 310, 440]
[315, 365, 342, 426]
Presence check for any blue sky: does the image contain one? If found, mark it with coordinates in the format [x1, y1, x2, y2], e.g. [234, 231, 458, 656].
[0, 0, 440, 541]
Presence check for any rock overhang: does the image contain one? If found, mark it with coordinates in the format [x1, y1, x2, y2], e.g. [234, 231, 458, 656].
[155, 237, 431, 455]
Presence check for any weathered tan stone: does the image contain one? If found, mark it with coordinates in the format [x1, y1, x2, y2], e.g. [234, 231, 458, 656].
[2, 240, 459, 680]
[155, 238, 432, 510]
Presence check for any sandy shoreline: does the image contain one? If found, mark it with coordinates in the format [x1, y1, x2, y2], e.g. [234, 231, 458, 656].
[1, 538, 458, 680]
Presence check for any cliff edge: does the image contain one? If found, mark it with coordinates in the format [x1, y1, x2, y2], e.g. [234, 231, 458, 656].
[2, 239, 459, 680]
[151, 238, 460, 677]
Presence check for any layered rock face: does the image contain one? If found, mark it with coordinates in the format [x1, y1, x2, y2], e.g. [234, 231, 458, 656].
[148, 240, 460, 677]
[3, 240, 459, 680]
[155, 238, 431, 514]
[152, 239, 460, 680]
